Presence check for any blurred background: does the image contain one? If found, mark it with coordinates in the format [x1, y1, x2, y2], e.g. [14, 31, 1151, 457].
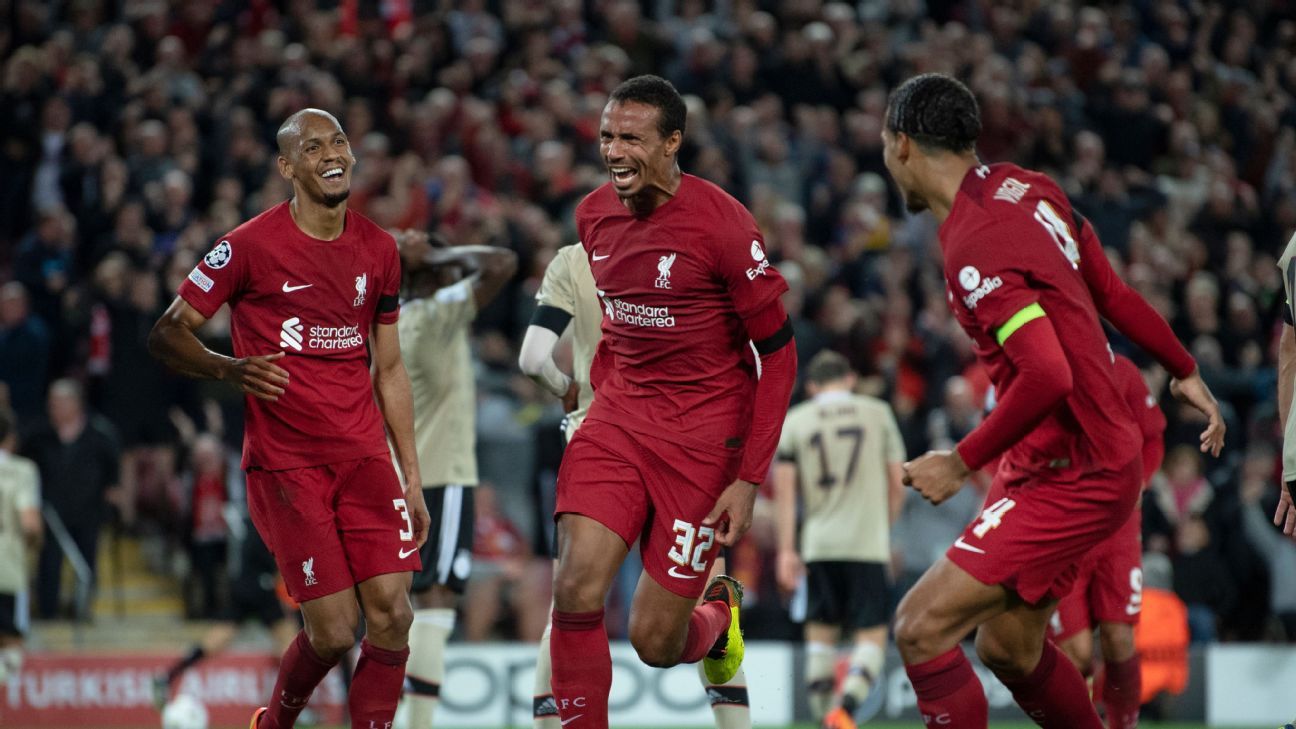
[2, 0, 1296, 726]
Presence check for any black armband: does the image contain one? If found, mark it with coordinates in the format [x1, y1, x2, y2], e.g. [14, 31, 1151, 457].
[753, 318, 794, 355]
[530, 304, 573, 335]
[377, 294, 399, 314]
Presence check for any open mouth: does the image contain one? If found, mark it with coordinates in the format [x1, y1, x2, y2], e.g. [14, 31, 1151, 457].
[609, 165, 637, 186]
[321, 167, 345, 182]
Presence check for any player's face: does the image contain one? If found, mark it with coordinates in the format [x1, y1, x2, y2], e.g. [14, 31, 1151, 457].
[880, 128, 929, 213]
[600, 100, 681, 200]
[280, 114, 356, 208]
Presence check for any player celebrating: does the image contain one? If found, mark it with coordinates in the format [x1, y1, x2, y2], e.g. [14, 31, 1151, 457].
[519, 242, 752, 729]
[774, 350, 904, 729]
[880, 74, 1224, 729]
[1048, 354, 1165, 729]
[393, 229, 516, 728]
[149, 108, 428, 729]
[546, 75, 796, 729]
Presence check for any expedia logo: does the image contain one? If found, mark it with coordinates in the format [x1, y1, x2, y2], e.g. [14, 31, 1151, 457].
[961, 275, 1003, 310]
[746, 239, 771, 280]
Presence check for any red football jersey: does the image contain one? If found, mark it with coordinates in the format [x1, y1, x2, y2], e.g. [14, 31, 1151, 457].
[1112, 354, 1167, 484]
[177, 202, 401, 470]
[575, 174, 788, 453]
[941, 163, 1141, 480]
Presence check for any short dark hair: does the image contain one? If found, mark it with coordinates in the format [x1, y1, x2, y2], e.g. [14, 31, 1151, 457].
[806, 350, 853, 385]
[885, 73, 981, 153]
[609, 75, 687, 140]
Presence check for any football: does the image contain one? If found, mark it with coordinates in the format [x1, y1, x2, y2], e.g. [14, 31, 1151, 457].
[160, 693, 208, 729]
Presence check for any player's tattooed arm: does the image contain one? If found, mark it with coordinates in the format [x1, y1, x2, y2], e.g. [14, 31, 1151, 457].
[149, 296, 290, 401]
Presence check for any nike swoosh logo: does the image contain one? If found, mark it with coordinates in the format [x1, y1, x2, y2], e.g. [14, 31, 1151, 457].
[667, 565, 699, 579]
[398, 546, 418, 559]
[282, 282, 313, 292]
[952, 537, 986, 555]
[591, 251, 610, 261]
[560, 715, 584, 726]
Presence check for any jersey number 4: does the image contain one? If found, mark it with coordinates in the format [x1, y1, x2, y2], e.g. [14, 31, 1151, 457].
[972, 497, 1017, 539]
[1034, 201, 1080, 269]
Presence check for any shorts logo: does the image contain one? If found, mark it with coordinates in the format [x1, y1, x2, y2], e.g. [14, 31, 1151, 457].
[302, 557, 318, 586]
[746, 239, 771, 280]
[667, 565, 700, 579]
[354, 273, 367, 307]
[952, 536, 986, 555]
[656, 253, 676, 289]
[205, 240, 232, 269]
[188, 267, 214, 292]
[280, 317, 304, 351]
[958, 266, 981, 290]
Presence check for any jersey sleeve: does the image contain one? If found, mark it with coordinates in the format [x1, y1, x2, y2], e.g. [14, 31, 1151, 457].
[776, 411, 799, 462]
[16, 460, 39, 509]
[881, 405, 907, 464]
[376, 233, 401, 326]
[712, 209, 788, 319]
[1278, 233, 1296, 326]
[178, 237, 248, 319]
[946, 230, 1042, 345]
[536, 246, 577, 315]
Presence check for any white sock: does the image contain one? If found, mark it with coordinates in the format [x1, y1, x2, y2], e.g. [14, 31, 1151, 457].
[407, 608, 455, 728]
[697, 661, 750, 729]
[533, 621, 559, 729]
[806, 641, 837, 720]
[841, 641, 884, 711]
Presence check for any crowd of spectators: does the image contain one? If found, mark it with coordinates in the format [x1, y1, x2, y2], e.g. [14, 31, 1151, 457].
[3, 0, 1296, 643]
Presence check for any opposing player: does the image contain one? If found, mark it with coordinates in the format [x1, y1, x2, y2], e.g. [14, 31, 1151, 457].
[880, 74, 1224, 729]
[393, 229, 516, 728]
[773, 351, 904, 729]
[1048, 354, 1165, 729]
[0, 409, 40, 685]
[148, 108, 428, 729]
[547, 75, 797, 729]
[1272, 233, 1296, 729]
[519, 242, 751, 729]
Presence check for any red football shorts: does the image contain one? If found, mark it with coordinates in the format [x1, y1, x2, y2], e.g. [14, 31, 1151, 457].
[246, 454, 421, 602]
[556, 419, 739, 599]
[946, 458, 1141, 605]
[1051, 505, 1143, 641]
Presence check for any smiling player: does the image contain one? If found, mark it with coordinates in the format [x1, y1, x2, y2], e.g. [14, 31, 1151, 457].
[149, 108, 428, 729]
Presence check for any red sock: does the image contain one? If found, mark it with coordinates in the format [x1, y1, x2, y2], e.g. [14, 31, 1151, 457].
[348, 639, 409, 729]
[550, 609, 611, 729]
[1101, 655, 1141, 729]
[680, 600, 731, 663]
[904, 646, 988, 728]
[262, 631, 338, 729]
[998, 641, 1103, 728]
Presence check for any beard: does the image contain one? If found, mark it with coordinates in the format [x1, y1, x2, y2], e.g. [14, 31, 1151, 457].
[321, 188, 351, 208]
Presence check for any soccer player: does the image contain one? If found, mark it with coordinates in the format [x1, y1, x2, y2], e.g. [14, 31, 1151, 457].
[1273, 233, 1296, 729]
[879, 74, 1224, 729]
[0, 408, 40, 685]
[773, 350, 904, 729]
[1048, 354, 1165, 729]
[519, 242, 751, 729]
[547, 75, 796, 729]
[392, 228, 517, 728]
[148, 108, 428, 729]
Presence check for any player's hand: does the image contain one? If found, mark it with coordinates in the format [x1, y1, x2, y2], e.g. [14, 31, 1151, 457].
[395, 229, 433, 268]
[704, 480, 759, 547]
[776, 548, 804, 594]
[404, 481, 431, 547]
[1169, 370, 1225, 457]
[561, 380, 580, 413]
[902, 450, 969, 505]
[222, 351, 289, 401]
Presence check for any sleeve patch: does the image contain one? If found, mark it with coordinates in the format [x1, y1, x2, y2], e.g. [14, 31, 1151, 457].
[187, 267, 214, 292]
[995, 302, 1046, 345]
[204, 240, 232, 269]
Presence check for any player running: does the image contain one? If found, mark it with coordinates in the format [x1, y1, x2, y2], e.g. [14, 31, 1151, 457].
[149, 108, 428, 729]
[546, 75, 797, 729]
[774, 350, 904, 729]
[519, 242, 751, 729]
[880, 73, 1224, 729]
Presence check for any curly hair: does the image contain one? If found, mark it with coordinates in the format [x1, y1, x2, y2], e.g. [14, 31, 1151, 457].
[609, 75, 687, 141]
[885, 73, 981, 153]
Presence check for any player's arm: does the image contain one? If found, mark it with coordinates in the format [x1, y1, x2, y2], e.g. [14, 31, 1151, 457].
[19, 470, 41, 549]
[148, 297, 289, 401]
[371, 320, 429, 547]
[772, 457, 801, 593]
[887, 462, 905, 526]
[419, 243, 518, 310]
[1073, 214, 1224, 454]
[518, 307, 578, 408]
[704, 298, 797, 546]
[1276, 324, 1296, 536]
[906, 309, 1073, 505]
